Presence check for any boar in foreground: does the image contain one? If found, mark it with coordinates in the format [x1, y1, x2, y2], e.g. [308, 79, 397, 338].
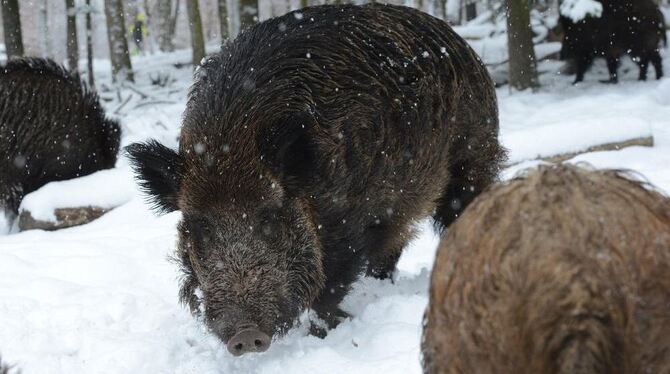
[560, 0, 666, 83]
[128, 3, 505, 356]
[0, 58, 120, 222]
[422, 164, 670, 374]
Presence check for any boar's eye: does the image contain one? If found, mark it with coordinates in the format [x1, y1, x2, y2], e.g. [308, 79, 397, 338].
[257, 211, 281, 239]
[188, 216, 215, 254]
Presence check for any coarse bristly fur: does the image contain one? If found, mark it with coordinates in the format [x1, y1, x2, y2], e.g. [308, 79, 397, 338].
[0, 57, 121, 219]
[560, 0, 666, 83]
[127, 3, 506, 349]
[422, 164, 670, 374]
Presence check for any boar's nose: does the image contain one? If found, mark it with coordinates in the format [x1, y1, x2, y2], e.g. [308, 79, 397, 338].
[227, 327, 271, 356]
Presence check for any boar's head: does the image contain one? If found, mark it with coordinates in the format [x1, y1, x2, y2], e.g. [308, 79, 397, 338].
[126, 118, 325, 356]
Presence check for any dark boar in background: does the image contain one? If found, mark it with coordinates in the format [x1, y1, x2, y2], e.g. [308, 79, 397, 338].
[422, 164, 670, 374]
[128, 3, 505, 356]
[0, 58, 120, 219]
[560, 0, 666, 83]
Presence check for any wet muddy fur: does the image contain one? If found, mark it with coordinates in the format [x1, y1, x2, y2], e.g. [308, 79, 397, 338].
[423, 165, 670, 374]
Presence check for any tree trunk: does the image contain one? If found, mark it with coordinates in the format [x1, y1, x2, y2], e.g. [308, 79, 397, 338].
[465, 1, 477, 21]
[104, 0, 134, 82]
[505, 0, 539, 90]
[435, 0, 448, 20]
[169, 0, 180, 44]
[186, 0, 206, 66]
[300, 0, 309, 8]
[239, 0, 258, 31]
[157, 0, 179, 52]
[218, 0, 229, 41]
[38, 0, 51, 57]
[1, 0, 24, 58]
[65, 0, 79, 72]
[86, 0, 94, 86]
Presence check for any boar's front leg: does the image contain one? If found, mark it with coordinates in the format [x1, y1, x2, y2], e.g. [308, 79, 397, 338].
[364, 221, 412, 280]
[310, 281, 352, 337]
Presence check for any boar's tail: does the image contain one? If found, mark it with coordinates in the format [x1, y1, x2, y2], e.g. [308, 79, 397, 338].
[531, 277, 626, 374]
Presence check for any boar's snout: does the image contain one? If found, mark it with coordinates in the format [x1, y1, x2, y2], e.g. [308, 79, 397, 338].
[226, 325, 271, 356]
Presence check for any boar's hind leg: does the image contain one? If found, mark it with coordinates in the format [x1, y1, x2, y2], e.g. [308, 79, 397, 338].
[638, 55, 650, 81]
[603, 56, 619, 84]
[433, 126, 504, 231]
[0, 180, 24, 216]
[651, 51, 664, 79]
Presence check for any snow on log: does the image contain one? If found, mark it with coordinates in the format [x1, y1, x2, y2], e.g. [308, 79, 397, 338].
[502, 116, 654, 166]
[17, 168, 135, 231]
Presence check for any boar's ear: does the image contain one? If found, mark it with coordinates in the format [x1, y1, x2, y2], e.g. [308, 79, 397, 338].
[126, 140, 184, 213]
[261, 113, 317, 190]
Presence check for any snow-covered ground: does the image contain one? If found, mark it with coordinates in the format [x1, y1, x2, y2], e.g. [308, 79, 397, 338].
[1, 33, 670, 373]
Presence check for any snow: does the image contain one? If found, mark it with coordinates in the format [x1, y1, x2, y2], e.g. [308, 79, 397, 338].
[1, 26, 670, 374]
[560, 0, 603, 22]
[18, 168, 136, 222]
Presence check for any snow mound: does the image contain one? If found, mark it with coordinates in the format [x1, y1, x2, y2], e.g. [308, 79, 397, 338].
[560, 0, 603, 22]
[18, 168, 136, 222]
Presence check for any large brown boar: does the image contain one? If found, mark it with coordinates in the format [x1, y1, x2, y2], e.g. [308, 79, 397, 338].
[0, 58, 120, 221]
[422, 164, 670, 374]
[127, 3, 505, 356]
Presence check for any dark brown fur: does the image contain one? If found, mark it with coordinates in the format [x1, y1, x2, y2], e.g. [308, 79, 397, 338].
[128, 3, 505, 350]
[422, 164, 670, 374]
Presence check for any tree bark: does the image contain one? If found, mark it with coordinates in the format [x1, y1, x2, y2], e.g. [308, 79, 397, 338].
[218, 0, 229, 41]
[465, 0, 477, 21]
[435, 0, 448, 20]
[65, 0, 79, 72]
[186, 0, 206, 66]
[505, 0, 539, 90]
[0, 0, 24, 58]
[239, 0, 258, 31]
[85, 0, 94, 86]
[104, 0, 134, 82]
[300, 0, 309, 8]
[38, 0, 51, 57]
[156, 0, 175, 52]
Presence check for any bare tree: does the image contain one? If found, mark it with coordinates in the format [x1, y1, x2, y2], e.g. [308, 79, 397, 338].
[157, 0, 174, 51]
[187, 0, 206, 66]
[85, 0, 95, 86]
[1, 0, 24, 58]
[104, 0, 134, 82]
[300, 0, 309, 8]
[465, 0, 477, 21]
[435, 0, 448, 20]
[505, 0, 539, 90]
[218, 0, 229, 41]
[38, 0, 52, 57]
[65, 0, 79, 72]
[239, 0, 258, 31]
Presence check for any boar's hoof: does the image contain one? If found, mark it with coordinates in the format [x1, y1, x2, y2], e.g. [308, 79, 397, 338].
[227, 328, 271, 356]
